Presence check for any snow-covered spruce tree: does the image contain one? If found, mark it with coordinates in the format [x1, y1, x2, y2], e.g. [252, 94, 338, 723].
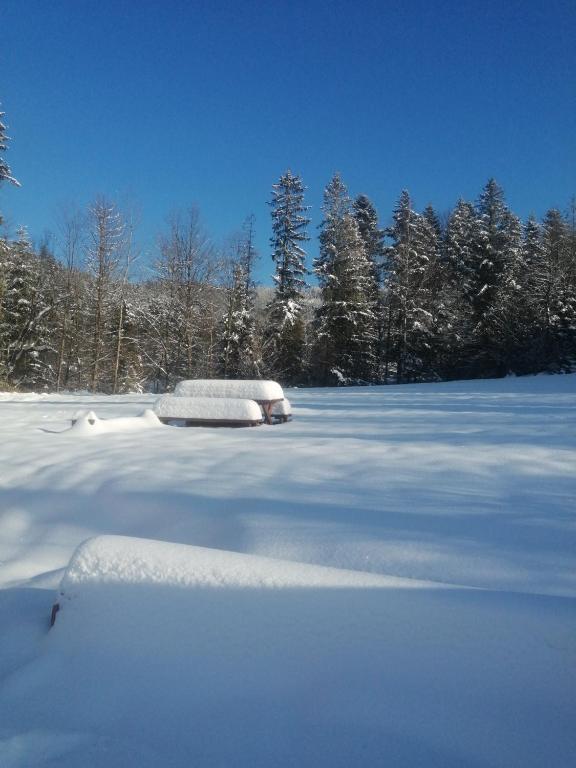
[418, 203, 457, 379]
[467, 178, 520, 376]
[353, 194, 385, 368]
[443, 199, 484, 376]
[266, 170, 310, 384]
[0, 229, 53, 388]
[529, 209, 576, 372]
[0, 106, 20, 209]
[353, 194, 384, 291]
[313, 174, 377, 385]
[514, 216, 547, 373]
[480, 210, 528, 374]
[0, 105, 20, 385]
[384, 191, 443, 383]
[0, 236, 9, 383]
[219, 216, 261, 379]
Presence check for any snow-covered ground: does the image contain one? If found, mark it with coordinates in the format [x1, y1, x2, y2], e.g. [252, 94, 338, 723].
[0, 376, 575, 767]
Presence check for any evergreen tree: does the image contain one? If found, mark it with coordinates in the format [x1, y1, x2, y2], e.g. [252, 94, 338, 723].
[220, 217, 261, 378]
[0, 107, 20, 370]
[314, 174, 377, 384]
[0, 229, 52, 388]
[466, 179, 520, 375]
[443, 200, 480, 376]
[353, 194, 384, 369]
[419, 203, 454, 377]
[482, 210, 527, 374]
[385, 191, 442, 382]
[353, 194, 385, 285]
[266, 170, 310, 384]
[531, 209, 576, 371]
[0, 106, 20, 191]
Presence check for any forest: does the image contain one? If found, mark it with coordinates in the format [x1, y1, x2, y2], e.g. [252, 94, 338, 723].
[1, 111, 575, 392]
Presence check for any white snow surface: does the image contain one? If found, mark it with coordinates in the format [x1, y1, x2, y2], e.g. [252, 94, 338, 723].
[59, 534, 431, 592]
[0, 376, 575, 767]
[153, 394, 263, 421]
[173, 377, 284, 400]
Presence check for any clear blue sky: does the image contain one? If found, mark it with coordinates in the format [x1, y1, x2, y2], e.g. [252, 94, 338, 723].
[1, 0, 575, 282]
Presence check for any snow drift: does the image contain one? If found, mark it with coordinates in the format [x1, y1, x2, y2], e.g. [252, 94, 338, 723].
[13, 536, 576, 768]
[0, 376, 575, 768]
[67, 409, 162, 435]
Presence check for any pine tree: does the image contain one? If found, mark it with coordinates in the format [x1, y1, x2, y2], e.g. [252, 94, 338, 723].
[0, 106, 20, 190]
[467, 179, 519, 375]
[418, 204, 453, 378]
[482, 210, 526, 374]
[0, 108, 20, 370]
[220, 217, 261, 378]
[313, 174, 377, 384]
[0, 229, 52, 388]
[384, 191, 441, 382]
[530, 209, 576, 371]
[266, 170, 310, 384]
[353, 194, 384, 286]
[353, 194, 384, 370]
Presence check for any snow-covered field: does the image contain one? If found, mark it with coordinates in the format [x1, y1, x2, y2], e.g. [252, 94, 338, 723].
[0, 376, 575, 767]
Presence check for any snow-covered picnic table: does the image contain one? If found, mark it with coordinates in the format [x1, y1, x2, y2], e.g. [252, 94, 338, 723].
[174, 379, 285, 424]
[271, 397, 292, 423]
[153, 395, 263, 427]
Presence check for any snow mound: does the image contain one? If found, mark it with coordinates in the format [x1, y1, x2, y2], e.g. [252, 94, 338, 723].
[59, 535, 430, 593]
[67, 409, 162, 435]
[154, 395, 263, 423]
[174, 378, 284, 401]
[42, 535, 576, 768]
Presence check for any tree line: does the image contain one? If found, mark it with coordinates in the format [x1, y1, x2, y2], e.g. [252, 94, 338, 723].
[1, 113, 575, 391]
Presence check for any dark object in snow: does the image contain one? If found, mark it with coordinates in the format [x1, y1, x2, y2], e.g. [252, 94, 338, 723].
[71, 410, 97, 426]
[50, 601, 60, 627]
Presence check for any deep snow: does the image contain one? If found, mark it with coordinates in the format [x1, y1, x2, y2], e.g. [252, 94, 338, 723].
[0, 376, 575, 767]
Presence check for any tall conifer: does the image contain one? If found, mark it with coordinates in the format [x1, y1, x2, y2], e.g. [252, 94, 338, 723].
[266, 171, 310, 383]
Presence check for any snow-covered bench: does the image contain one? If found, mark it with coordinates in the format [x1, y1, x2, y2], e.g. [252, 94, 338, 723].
[174, 379, 284, 424]
[153, 395, 263, 427]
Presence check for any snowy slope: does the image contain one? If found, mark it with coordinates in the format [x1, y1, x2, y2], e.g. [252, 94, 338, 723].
[0, 376, 575, 767]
